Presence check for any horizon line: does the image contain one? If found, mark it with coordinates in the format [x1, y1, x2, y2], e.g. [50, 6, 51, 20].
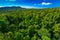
[0, 5, 60, 9]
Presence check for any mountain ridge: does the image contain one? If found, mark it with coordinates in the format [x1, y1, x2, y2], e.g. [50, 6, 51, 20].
[0, 6, 24, 10]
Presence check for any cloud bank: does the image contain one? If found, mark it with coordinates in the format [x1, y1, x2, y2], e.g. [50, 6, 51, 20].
[20, 6, 38, 8]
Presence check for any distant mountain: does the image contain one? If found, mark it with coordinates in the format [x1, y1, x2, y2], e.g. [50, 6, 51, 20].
[0, 6, 25, 10]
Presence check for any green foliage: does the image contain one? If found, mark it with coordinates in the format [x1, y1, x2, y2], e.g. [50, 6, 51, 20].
[0, 8, 60, 40]
[42, 36, 51, 40]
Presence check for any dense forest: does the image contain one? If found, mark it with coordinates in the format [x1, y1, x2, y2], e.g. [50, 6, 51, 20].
[0, 8, 60, 40]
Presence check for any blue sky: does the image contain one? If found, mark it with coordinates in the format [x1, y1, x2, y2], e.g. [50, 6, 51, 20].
[0, 0, 60, 8]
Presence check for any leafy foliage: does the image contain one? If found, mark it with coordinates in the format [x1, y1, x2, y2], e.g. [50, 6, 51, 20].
[0, 8, 60, 40]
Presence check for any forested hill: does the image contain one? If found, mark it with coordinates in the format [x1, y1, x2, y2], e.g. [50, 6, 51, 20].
[0, 6, 25, 10]
[0, 7, 60, 40]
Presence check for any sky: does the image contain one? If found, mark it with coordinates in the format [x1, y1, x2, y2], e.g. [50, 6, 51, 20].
[0, 0, 60, 8]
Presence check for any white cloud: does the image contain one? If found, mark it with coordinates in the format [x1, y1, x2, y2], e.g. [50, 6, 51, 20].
[20, 6, 38, 8]
[41, 2, 52, 5]
[0, 6, 2, 7]
[0, 6, 4, 8]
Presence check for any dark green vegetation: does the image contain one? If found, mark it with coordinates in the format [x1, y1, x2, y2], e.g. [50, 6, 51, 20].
[0, 7, 60, 40]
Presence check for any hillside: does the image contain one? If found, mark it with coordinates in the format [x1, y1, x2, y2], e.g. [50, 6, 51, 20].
[0, 7, 60, 40]
[0, 6, 23, 10]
